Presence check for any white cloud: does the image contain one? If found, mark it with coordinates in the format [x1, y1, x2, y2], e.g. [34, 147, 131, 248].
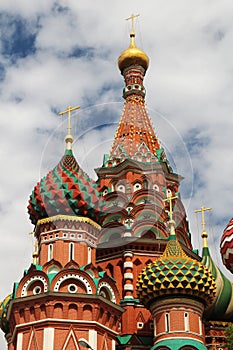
[0, 1, 233, 347]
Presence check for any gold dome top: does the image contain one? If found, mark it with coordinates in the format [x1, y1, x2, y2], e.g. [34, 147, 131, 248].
[118, 33, 149, 72]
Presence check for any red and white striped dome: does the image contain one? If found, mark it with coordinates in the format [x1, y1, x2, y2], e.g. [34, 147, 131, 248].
[220, 217, 233, 273]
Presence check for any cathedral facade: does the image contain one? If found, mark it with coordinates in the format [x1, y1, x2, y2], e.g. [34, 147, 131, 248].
[1, 20, 233, 350]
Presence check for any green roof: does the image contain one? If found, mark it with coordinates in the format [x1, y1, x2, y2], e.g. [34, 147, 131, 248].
[117, 335, 152, 346]
[118, 335, 132, 345]
[152, 338, 207, 350]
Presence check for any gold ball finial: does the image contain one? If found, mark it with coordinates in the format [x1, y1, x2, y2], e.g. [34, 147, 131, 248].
[118, 14, 149, 73]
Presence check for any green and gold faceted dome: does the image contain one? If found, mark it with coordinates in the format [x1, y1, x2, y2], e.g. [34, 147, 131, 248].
[136, 238, 216, 308]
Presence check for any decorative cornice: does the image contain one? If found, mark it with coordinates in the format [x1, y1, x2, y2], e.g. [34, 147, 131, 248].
[37, 215, 101, 229]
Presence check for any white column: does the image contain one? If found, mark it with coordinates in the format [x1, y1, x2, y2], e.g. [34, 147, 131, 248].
[112, 339, 116, 350]
[88, 329, 97, 350]
[16, 333, 23, 350]
[43, 328, 54, 350]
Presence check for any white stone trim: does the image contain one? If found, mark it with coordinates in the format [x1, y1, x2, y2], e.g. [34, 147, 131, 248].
[62, 329, 79, 350]
[123, 284, 133, 291]
[124, 261, 133, 269]
[199, 316, 202, 335]
[88, 246, 92, 264]
[43, 328, 54, 350]
[123, 252, 133, 258]
[98, 282, 116, 303]
[124, 272, 133, 280]
[12, 319, 119, 343]
[54, 274, 92, 293]
[89, 329, 97, 350]
[16, 333, 23, 350]
[21, 276, 48, 297]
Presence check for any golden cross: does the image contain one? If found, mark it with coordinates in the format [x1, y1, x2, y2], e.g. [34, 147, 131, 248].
[163, 193, 179, 222]
[194, 205, 212, 232]
[125, 13, 140, 34]
[59, 105, 80, 135]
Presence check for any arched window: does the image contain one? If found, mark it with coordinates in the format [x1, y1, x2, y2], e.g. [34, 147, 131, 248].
[83, 305, 92, 321]
[68, 304, 78, 319]
[54, 303, 63, 318]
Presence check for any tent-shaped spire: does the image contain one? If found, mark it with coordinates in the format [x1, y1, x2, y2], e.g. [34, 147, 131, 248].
[106, 26, 165, 166]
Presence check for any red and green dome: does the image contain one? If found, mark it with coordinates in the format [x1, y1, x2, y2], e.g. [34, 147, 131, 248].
[220, 217, 233, 273]
[136, 237, 216, 308]
[28, 149, 105, 225]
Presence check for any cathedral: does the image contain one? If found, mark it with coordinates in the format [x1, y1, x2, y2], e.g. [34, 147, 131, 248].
[1, 17, 233, 350]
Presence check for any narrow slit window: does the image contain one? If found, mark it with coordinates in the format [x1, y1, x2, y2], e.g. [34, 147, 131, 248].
[88, 247, 91, 264]
[184, 312, 189, 331]
[165, 313, 170, 333]
[48, 244, 53, 261]
[69, 242, 74, 261]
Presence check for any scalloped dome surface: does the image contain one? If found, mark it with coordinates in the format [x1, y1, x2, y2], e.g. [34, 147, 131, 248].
[28, 150, 105, 225]
[136, 239, 216, 307]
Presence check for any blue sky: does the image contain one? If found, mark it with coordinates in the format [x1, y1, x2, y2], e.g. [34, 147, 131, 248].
[1, 0, 233, 347]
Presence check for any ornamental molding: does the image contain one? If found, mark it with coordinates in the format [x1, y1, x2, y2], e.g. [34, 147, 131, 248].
[37, 215, 101, 229]
[54, 273, 93, 294]
[21, 276, 48, 297]
[98, 281, 116, 303]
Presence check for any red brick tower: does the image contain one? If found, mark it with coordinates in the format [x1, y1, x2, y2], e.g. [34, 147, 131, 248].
[96, 17, 195, 348]
[0, 109, 123, 350]
[136, 218, 216, 350]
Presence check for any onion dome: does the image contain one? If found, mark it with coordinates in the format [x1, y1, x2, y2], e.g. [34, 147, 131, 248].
[202, 243, 233, 320]
[199, 221, 233, 320]
[28, 150, 105, 225]
[118, 32, 149, 73]
[0, 294, 11, 334]
[220, 217, 233, 273]
[136, 236, 216, 308]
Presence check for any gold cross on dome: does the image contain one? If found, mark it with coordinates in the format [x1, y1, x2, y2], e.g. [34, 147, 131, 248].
[163, 193, 179, 222]
[194, 205, 212, 232]
[59, 105, 80, 136]
[125, 13, 140, 35]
